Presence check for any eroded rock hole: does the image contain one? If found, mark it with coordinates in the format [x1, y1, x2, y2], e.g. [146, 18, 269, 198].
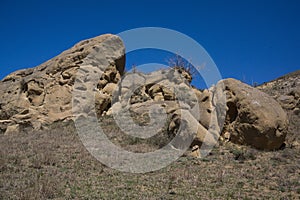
[202, 96, 209, 102]
[226, 101, 238, 123]
[20, 80, 28, 93]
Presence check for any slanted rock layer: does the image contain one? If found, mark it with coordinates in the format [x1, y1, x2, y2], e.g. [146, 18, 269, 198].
[0, 34, 125, 134]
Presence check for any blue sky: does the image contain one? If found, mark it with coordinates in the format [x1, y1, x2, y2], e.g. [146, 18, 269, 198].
[0, 0, 299, 88]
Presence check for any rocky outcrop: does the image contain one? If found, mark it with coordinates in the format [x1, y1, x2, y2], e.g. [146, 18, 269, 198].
[257, 70, 300, 148]
[0, 34, 125, 134]
[105, 69, 226, 156]
[107, 69, 202, 144]
[220, 78, 288, 150]
[258, 70, 300, 112]
[0, 33, 291, 152]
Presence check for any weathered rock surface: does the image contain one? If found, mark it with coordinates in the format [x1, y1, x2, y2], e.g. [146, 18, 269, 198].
[221, 78, 288, 150]
[197, 89, 213, 130]
[106, 69, 226, 156]
[257, 70, 300, 148]
[0, 33, 292, 153]
[107, 68, 202, 144]
[258, 70, 300, 111]
[0, 34, 125, 134]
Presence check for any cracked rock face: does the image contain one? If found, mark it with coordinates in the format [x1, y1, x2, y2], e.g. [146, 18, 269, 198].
[0, 34, 125, 134]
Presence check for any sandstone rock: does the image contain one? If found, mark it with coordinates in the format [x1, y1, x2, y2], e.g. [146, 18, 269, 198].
[0, 120, 13, 134]
[277, 95, 296, 109]
[221, 78, 288, 150]
[102, 65, 120, 83]
[128, 85, 151, 104]
[107, 66, 209, 149]
[149, 84, 162, 97]
[97, 79, 108, 89]
[0, 32, 291, 156]
[169, 109, 217, 153]
[106, 67, 221, 154]
[95, 92, 111, 117]
[121, 73, 145, 89]
[153, 92, 164, 101]
[103, 83, 117, 95]
[0, 34, 125, 132]
[144, 70, 166, 85]
[197, 89, 213, 130]
[170, 66, 192, 83]
[222, 131, 231, 142]
[257, 70, 299, 149]
[162, 87, 175, 100]
[4, 124, 20, 135]
[190, 145, 200, 158]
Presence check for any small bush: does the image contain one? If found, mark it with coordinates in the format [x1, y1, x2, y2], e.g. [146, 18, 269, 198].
[167, 54, 196, 79]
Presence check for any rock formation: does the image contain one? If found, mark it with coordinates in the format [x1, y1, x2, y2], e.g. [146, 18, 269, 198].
[0, 34, 125, 134]
[257, 70, 300, 148]
[220, 78, 288, 150]
[105, 68, 225, 154]
[0, 33, 291, 152]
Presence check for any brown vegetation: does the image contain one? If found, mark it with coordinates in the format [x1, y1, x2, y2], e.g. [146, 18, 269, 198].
[1, 119, 299, 199]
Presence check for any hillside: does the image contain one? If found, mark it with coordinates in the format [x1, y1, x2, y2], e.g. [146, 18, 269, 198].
[0, 34, 299, 199]
[257, 70, 300, 148]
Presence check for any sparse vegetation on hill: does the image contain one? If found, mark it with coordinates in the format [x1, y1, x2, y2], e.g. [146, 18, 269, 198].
[257, 70, 300, 149]
[0, 34, 299, 199]
[1, 119, 299, 199]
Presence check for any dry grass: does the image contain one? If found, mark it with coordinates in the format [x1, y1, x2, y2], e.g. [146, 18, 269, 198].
[1, 119, 299, 199]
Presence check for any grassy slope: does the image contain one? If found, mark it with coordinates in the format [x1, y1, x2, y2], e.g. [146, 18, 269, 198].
[1, 119, 299, 199]
[1, 71, 300, 199]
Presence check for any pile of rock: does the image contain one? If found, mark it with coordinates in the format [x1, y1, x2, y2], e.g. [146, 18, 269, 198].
[0, 33, 289, 152]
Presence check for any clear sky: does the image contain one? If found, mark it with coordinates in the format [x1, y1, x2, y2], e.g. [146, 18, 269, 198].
[0, 0, 299, 88]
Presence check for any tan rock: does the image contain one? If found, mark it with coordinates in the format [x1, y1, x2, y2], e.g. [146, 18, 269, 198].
[221, 78, 288, 150]
[0, 34, 125, 131]
[198, 89, 213, 129]
[222, 131, 231, 142]
[162, 87, 175, 100]
[27, 81, 44, 95]
[149, 84, 162, 98]
[4, 124, 20, 134]
[194, 123, 209, 145]
[103, 83, 117, 95]
[277, 95, 295, 109]
[95, 92, 111, 117]
[257, 70, 299, 149]
[121, 73, 145, 89]
[0, 31, 290, 156]
[153, 92, 164, 101]
[97, 79, 108, 89]
[61, 67, 77, 80]
[190, 145, 200, 158]
[102, 65, 119, 83]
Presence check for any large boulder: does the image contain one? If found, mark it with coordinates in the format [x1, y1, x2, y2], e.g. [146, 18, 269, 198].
[0, 34, 125, 134]
[220, 78, 288, 150]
